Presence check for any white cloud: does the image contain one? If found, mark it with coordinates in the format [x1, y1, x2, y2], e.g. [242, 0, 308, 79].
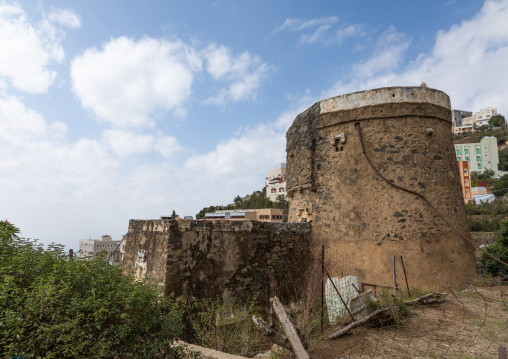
[0, 2, 69, 94]
[275, 16, 365, 45]
[47, 8, 81, 29]
[203, 43, 269, 104]
[71, 36, 202, 128]
[101, 129, 181, 158]
[326, 0, 508, 114]
[352, 26, 410, 79]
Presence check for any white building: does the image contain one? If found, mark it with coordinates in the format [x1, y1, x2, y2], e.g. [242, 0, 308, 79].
[265, 163, 287, 201]
[79, 234, 125, 265]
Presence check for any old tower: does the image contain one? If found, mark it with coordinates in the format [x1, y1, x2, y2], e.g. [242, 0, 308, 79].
[286, 85, 478, 287]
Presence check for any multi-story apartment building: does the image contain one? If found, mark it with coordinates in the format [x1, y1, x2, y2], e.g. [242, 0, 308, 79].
[457, 161, 472, 202]
[205, 208, 284, 222]
[473, 107, 498, 127]
[454, 136, 500, 174]
[265, 163, 287, 201]
[452, 110, 472, 127]
[79, 234, 124, 265]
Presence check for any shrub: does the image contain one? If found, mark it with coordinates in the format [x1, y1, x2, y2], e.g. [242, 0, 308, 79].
[187, 296, 268, 356]
[0, 221, 189, 358]
[480, 220, 508, 277]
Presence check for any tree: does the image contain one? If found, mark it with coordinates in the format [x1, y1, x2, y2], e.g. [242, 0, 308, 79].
[273, 195, 289, 210]
[478, 169, 495, 179]
[489, 114, 505, 128]
[0, 222, 189, 358]
[171, 209, 176, 220]
[493, 174, 508, 196]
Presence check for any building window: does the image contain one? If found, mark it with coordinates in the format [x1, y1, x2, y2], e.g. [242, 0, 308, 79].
[271, 188, 276, 193]
[465, 179, 469, 185]
[466, 190, 470, 194]
[279, 188, 284, 192]
[464, 169, 468, 174]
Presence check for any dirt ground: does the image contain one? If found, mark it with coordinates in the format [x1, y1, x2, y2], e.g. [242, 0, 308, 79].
[307, 286, 508, 359]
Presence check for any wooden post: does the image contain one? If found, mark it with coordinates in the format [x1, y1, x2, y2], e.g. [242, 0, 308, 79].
[321, 244, 325, 335]
[69, 249, 73, 261]
[271, 297, 310, 359]
[400, 256, 410, 297]
[392, 255, 396, 296]
[499, 346, 507, 359]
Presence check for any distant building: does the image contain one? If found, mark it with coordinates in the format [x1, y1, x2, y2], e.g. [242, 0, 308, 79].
[473, 107, 498, 128]
[454, 136, 500, 174]
[79, 234, 124, 265]
[266, 163, 287, 201]
[457, 161, 472, 202]
[452, 107, 498, 133]
[205, 208, 284, 222]
[452, 109, 472, 127]
[472, 193, 495, 204]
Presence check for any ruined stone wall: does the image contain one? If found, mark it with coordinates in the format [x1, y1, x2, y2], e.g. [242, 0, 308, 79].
[123, 219, 312, 302]
[286, 86, 478, 288]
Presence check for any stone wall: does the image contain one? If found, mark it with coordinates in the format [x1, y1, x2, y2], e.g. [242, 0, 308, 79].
[123, 219, 312, 302]
[286, 86, 478, 288]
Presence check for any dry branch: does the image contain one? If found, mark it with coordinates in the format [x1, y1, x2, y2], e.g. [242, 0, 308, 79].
[328, 292, 448, 340]
[404, 292, 448, 306]
[251, 315, 292, 351]
[328, 307, 391, 339]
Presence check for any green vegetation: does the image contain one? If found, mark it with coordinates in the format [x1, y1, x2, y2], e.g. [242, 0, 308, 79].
[195, 189, 289, 219]
[0, 221, 189, 359]
[466, 198, 508, 232]
[187, 296, 268, 356]
[479, 220, 508, 277]
[489, 114, 505, 128]
[452, 122, 507, 145]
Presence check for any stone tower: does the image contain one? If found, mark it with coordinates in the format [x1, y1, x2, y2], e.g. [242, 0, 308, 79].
[286, 86, 478, 288]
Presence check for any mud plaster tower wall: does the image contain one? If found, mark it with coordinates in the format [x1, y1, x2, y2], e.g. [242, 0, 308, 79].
[286, 86, 478, 288]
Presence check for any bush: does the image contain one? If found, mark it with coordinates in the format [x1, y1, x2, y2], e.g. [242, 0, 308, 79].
[480, 220, 508, 277]
[0, 221, 189, 358]
[187, 296, 268, 356]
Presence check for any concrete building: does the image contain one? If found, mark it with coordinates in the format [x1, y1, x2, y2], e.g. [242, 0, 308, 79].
[205, 208, 283, 222]
[266, 163, 287, 201]
[452, 109, 472, 127]
[452, 125, 474, 134]
[473, 107, 498, 128]
[454, 136, 499, 174]
[79, 235, 124, 265]
[457, 161, 472, 202]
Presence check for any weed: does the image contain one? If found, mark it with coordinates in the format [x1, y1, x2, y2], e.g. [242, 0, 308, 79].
[186, 295, 269, 357]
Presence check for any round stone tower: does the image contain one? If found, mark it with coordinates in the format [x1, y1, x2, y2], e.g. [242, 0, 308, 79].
[286, 85, 477, 288]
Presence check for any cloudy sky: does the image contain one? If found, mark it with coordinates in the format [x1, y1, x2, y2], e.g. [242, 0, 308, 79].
[1, 0, 507, 249]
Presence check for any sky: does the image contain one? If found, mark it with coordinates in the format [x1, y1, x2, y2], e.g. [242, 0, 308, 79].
[1, 0, 508, 249]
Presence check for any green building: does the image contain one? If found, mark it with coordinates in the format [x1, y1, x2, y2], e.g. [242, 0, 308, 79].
[454, 136, 499, 174]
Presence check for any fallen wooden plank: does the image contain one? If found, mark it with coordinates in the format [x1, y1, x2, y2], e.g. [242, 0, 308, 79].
[271, 296, 310, 359]
[252, 315, 292, 351]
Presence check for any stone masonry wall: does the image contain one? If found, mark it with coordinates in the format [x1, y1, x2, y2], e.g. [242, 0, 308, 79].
[286, 86, 478, 288]
[123, 219, 312, 303]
